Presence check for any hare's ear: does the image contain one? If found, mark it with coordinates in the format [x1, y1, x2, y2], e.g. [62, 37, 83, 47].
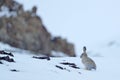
[83, 46, 87, 52]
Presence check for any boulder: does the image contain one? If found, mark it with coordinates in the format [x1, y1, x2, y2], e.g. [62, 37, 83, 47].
[51, 37, 75, 56]
[0, 0, 76, 56]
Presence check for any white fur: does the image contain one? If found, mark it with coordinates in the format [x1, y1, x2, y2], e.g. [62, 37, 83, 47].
[80, 46, 96, 70]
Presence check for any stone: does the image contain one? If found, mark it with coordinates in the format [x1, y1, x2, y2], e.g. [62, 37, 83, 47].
[0, 0, 76, 56]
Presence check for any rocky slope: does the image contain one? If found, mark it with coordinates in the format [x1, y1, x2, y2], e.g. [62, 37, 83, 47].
[0, 0, 75, 56]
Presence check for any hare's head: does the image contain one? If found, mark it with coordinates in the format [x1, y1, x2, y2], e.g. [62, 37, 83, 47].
[80, 46, 87, 58]
[83, 46, 86, 52]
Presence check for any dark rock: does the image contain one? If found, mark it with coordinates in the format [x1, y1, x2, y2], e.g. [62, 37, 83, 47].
[0, 56, 15, 62]
[60, 62, 80, 69]
[70, 65, 80, 69]
[0, 50, 14, 57]
[10, 69, 19, 72]
[55, 65, 64, 70]
[55, 65, 70, 72]
[0, 60, 3, 64]
[60, 62, 76, 65]
[78, 72, 81, 74]
[0, 50, 15, 63]
[33, 56, 50, 61]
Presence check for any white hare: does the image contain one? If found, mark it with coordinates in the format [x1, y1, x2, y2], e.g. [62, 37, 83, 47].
[80, 46, 96, 70]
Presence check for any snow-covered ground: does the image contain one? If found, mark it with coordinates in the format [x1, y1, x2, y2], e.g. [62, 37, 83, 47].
[0, 41, 120, 80]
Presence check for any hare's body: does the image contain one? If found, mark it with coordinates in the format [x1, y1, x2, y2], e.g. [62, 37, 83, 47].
[80, 46, 96, 70]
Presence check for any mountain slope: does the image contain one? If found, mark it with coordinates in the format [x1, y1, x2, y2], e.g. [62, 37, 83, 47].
[0, 42, 120, 80]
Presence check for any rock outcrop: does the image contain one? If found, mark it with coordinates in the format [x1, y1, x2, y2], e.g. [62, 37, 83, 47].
[0, 0, 76, 56]
[51, 37, 75, 56]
